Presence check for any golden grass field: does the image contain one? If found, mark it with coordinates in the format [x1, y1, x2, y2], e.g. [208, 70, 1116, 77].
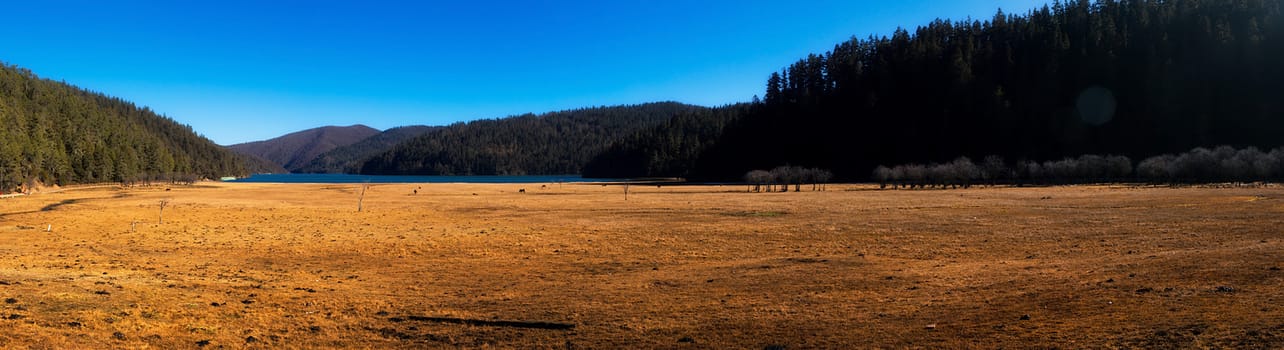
[1, 182, 1281, 349]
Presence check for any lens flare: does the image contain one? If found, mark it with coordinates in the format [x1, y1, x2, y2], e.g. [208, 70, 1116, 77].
[1076, 86, 1116, 126]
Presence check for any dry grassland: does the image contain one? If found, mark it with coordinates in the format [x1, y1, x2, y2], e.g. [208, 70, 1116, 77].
[1, 182, 1282, 348]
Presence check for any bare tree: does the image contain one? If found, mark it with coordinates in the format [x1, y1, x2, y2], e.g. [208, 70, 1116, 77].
[158, 199, 170, 224]
[904, 164, 926, 189]
[1271, 148, 1284, 181]
[1105, 155, 1133, 181]
[770, 166, 792, 192]
[770, 166, 806, 192]
[357, 184, 370, 212]
[872, 166, 892, 189]
[815, 169, 833, 191]
[890, 165, 907, 188]
[1251, 148, 1279, 181]
[1137, 155, 1173, 183]
[744, 170, 771, 192]
[1019, 160, 1044, 186]
[950, 157, 980, 188]
[981, 155, 1006, 186]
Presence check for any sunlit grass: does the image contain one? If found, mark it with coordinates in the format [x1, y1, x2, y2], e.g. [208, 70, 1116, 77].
[0, 183, 1281, 348]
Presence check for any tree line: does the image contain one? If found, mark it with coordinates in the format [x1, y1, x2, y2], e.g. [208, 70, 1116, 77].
[358, 102, 704, 176]
[585, 0, 1284, 182]
[0, 63, 245, 192]
[871, 146, 1284, 189]
[743, 166, 834, 192]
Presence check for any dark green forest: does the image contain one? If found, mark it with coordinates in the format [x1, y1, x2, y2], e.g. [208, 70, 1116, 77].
[582, 104, 751, 178]
[295, 125, 438, 174]
[0, 63, 244, 191]
[358, 102, 704, 175]
[586, 0, 1284, 181]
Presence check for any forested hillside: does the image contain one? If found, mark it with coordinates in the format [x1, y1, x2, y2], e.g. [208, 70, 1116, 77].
[240, 153, 288, 174]
[582, 104, 751, 178]
[227, 125, 379, 172]
[359, 102, 703, 175]
[589, 0, 1284, 181]
[0, 63, 245, 191]
[294, 125, 437, 174]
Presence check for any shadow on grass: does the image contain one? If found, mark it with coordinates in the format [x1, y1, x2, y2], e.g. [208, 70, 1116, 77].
[41, 199, 81, 211]
[390, 316, 574, 330]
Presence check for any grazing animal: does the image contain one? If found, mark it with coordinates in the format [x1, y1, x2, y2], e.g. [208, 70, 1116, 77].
[519, 189, 526, 193]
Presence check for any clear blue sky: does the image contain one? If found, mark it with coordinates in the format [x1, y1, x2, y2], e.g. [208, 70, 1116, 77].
[1, 0, 1046, 145]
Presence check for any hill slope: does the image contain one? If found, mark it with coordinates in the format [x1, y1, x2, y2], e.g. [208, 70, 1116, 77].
[227, 125, 379, 172]
[359, 102, 704, 175]
[294, 125, 438, 174]
[582, 104, 750, 178]
[590, 0, 1284, 181]
[238, 153, 289, 174]
[0, 63, 245, 190]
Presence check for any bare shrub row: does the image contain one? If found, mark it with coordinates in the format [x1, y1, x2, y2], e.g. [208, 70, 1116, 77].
[872, 146, 1284, 189]
[743, 166, 833, 192]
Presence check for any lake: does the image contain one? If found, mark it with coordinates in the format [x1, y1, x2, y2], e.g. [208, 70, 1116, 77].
[226, 174, 608, 184]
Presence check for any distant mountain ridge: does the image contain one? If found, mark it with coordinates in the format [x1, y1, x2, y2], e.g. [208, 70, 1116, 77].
[294, 125, 439, 174]
[227, 125, 379, 172]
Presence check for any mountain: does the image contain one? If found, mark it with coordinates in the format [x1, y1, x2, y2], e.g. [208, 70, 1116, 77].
[358, 102, 704, 175]
[588, 0, 1284, 181]
[227, 125, 379, 172]
[293, 125, 439, 174]
[0, 62, 245, 190]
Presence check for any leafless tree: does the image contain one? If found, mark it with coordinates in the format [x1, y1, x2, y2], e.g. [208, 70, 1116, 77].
[158, 199, 170, 224]
[890, 165, 907, 188]
[1137, 155, 1173, 183]
[904, 164, 926, 189]
[872, 166, 892, 189]
[357, 184, 370, 212]
[744, 170, 771, 192]
[1105, 155, 1133, 181]
[771, 166, 808, 192]
[814, 169, 833, 191]
[950, 157, 980, 188]
[981, 155, 1006, 186]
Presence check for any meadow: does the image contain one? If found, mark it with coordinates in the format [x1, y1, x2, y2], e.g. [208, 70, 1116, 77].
[0, 182, 1281, 348]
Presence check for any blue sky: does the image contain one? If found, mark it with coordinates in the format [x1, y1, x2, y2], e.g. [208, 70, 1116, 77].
[1, 0, 1046, 145]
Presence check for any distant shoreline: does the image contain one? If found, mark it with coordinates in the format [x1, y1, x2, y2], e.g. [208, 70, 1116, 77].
[227, 173, 612, 184]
